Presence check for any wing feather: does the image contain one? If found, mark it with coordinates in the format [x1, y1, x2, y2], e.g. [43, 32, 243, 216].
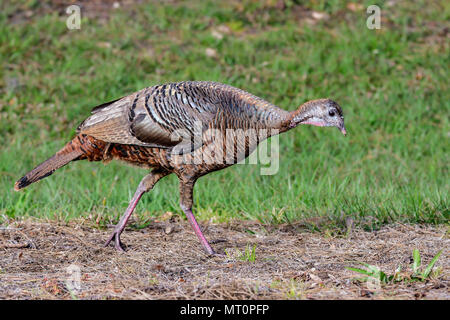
[77, 83, 219, 149]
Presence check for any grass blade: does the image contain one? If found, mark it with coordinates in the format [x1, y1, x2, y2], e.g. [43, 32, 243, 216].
[412, 249, 421, 274]
[346, 267, 373, 277]
[421, 250, 443, 279]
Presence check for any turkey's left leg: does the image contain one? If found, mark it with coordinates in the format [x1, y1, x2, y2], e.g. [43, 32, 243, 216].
[105, 169, 169, 251]
[179, 178, 215, 255]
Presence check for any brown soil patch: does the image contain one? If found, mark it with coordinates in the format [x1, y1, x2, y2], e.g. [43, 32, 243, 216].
[0, 219, 448, 300]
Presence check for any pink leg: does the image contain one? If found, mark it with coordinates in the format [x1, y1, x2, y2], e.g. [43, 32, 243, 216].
[182, 207, 215, 255]
[105, 171, 168, 251]
[104, 188, 144, 251]
[179, 177, 215, 255]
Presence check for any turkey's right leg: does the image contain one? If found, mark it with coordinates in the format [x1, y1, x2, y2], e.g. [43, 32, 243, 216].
[105, 169, 169, 251]
[179, 178, 215, 255]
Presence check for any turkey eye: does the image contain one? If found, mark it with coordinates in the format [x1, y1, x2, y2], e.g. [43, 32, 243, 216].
[329, 110, 336, 117]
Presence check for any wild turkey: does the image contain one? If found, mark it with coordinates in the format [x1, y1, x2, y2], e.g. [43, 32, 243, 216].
[14, 81, 346, 255]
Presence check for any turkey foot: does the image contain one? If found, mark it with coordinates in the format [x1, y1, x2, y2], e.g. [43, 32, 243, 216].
[104, 230, 126, 252]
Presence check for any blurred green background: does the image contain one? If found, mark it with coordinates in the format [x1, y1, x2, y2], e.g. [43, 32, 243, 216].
[0, 0, 448, 228]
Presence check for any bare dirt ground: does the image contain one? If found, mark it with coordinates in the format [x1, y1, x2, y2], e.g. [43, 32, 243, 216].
[0, 218, 448, 300]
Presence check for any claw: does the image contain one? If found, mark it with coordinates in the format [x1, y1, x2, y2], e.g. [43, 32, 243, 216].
[104, 230, 126, 252]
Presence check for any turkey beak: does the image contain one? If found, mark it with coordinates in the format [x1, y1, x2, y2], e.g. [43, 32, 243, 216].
[339, 124, 347, 136]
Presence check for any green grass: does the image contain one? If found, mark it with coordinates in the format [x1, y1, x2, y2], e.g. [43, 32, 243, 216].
[0, 0, 448, 227]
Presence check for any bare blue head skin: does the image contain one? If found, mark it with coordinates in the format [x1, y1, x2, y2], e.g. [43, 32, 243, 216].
[289, 99, 346, 135]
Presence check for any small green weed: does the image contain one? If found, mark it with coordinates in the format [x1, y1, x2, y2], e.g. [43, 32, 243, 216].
[225, 244, 257, 262]
[347, 249, 443, 285]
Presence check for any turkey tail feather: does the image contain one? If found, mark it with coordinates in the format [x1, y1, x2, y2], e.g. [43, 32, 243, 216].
[14, 142, 83, 191]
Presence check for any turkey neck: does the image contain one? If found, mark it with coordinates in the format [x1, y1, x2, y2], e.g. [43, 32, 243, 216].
[278, 103, 317, 133]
